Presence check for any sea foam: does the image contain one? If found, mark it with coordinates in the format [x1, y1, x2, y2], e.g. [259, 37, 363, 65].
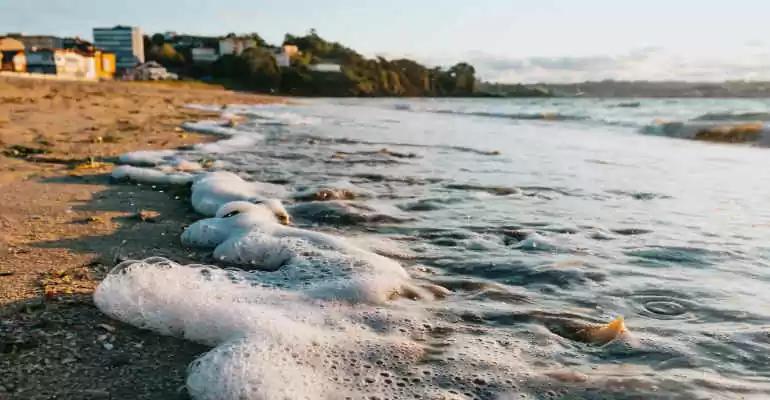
[94, 256, 538, 400]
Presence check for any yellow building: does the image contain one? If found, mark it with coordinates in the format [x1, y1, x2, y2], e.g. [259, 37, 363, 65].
[93, 50, 116, 80]
[0, 37, 26, 72]
[282, 44, 299, 57]
[23, 48, 116, 80]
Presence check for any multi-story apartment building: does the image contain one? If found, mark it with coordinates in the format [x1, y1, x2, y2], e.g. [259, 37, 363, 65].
[92, 26, 144, 72]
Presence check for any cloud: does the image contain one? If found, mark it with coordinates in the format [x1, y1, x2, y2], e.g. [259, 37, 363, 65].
[460, 46, 770, 83]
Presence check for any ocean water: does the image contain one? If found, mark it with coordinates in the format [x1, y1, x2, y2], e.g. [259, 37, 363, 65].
[98, 98, 770, 399]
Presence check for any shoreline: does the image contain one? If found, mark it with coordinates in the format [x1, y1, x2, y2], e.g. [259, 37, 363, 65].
[0, 76, 282, 399]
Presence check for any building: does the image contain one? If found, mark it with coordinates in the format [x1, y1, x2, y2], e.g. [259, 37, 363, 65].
[218, 37, 257, 56]
[273, 44, 299, 67]
[62, 37, 94, 52]
[310, 63, 342, 73]
[274, 52, 291, 67]
[5, 34, 63, 50]
[282, 44, 299, 57]
[0, 37, 25, 72]
[93, 26, 145, 72]
[0, 37, 24, 51]
[22, 48, 116, 80]
[191, 48, 218, 64]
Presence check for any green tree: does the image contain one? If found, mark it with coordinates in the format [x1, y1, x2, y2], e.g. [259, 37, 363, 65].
[238, 47, 281, 91]
[151, 33, 165, 46]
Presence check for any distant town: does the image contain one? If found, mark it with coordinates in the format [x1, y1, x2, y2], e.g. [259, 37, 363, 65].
[3, 27, 770, 98]
[0, 26, 324, 82]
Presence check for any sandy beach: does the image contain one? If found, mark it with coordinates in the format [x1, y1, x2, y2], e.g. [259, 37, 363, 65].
[0, 77, 281, 399]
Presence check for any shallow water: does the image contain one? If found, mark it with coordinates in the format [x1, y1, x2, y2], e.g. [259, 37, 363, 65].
[103, 98, 770, 399]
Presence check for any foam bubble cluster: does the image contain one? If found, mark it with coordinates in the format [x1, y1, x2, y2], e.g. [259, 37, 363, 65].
[94, 257, 537, 400]
[181, 200, 428, 304]
[112, 165, 195, 185]
[190, 172, 287, 216]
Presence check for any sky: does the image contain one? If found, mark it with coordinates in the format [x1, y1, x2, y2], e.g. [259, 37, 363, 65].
[2, 0, 770, 83]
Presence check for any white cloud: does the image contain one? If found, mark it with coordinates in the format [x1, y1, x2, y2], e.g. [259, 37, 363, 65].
[463, 46, 770, 83]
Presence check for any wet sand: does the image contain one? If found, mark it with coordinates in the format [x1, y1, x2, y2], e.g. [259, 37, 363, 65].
[0, 77, 282, 399]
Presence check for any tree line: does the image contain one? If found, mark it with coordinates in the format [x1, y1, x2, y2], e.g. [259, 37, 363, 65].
[144, 30, 550, 97]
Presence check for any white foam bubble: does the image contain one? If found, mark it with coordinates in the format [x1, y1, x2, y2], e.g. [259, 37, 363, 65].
[111, 165, 195, 185]
[119, 149, 179, 166]
[181, 201, 415, 304]
[190, 173, 288, 216]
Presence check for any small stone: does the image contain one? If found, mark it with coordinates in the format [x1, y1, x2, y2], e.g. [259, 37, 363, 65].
[87, 216, 105, 224]
[97, 334, 108, 341]
[102, 342, 114, 350]
[136, 210, 161, 223]
[97, 323, 116, 332]
[109, 353, 131, 367]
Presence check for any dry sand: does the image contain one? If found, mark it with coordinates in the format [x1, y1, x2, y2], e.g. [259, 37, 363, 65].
[0, 77, 282, 399]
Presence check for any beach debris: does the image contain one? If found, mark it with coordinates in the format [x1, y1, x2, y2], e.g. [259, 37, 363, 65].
[484, 150, 502, 156]
[135, 210, 161, 223]
[199, 159, 215, 168]
[173, 127, 185, 133]
[0, 271, 14, 277]
[97, 323, 116, 333]
[87, 216, 106, 224]
[34, 136, 53, 147]
[332, 152, 346, 159]
[548, 316, 627, 345]
[2, 145, 51, 158]
[71, 157, 112, 170]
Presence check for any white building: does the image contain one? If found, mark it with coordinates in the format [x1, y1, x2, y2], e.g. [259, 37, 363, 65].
[192, 48, 219, 64]
[274, 52, 291, 67]
[310, 63, 342, 73]
[218, 38, 256, 56]
[93, 26, 144, 72]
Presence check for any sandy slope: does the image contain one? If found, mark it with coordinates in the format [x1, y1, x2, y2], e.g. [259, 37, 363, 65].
[0, 77, 282, 399]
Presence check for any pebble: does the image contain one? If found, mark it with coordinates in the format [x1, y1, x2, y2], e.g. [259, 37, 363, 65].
[109, 353, 131, 367]
[103, 342, 114, 351]
[97, 323, 116, 333]
[136, 210, 161, 223]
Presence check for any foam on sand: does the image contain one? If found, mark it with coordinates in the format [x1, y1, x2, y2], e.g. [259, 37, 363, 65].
[180, 200, 433, 304]
[94, 257, 536, 400]
[190, 172, 288, 216]
[111, 165, 195, 185]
